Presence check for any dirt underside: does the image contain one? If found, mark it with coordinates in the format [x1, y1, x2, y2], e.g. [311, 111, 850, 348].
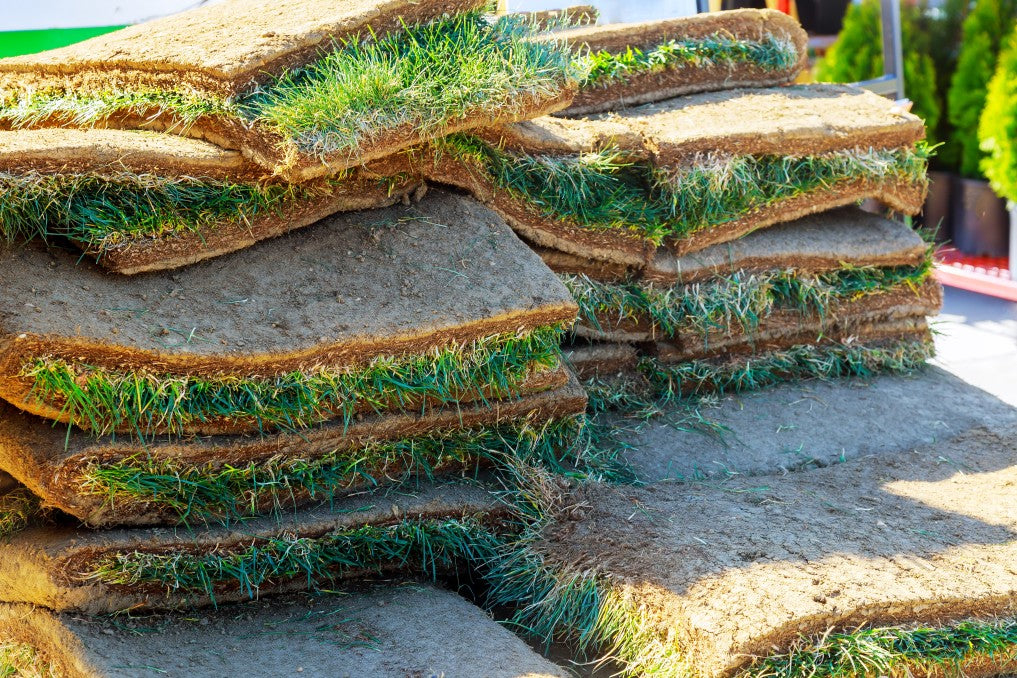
[556, 10, 808, 116]
[0, 483, 502, 614]
[543, 206, 927, 284]
[0, 189, 575, 379]
[534, 425, 1017, 676]
[0, 0, 484, 98]
[0, 586, 568, 678]
[0, 372, 587, 527]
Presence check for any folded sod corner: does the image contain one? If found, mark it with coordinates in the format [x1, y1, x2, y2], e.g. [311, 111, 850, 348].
[484, 424, 1017, 676]
[0, 1, 582, 181]
[0, 483, 509, 614]
[556, 8, 809, 116]
[421, 85, 929, 268]
[0, 128, 423, 274]
[0, 373, 596, 527]
[0, 191, 577, 436]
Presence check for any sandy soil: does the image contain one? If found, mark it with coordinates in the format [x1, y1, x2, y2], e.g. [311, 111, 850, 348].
[0, 585, 567, 678]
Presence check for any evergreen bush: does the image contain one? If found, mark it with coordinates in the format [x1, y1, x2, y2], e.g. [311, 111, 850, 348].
[980, 25, 1017, 202]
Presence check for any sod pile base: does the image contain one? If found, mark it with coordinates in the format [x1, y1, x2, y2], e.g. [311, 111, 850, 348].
[0, 128, 422, 273]
[423, 84, 928, 268]
[556, 8, 808, 116]
[0, 373, 587, 527]
[0, 483, 504, 614]
[0, 0, 579, 181]
[503, 425, 1017, 677]
[0, 190, 577, 436]
[0, 586, 568, 678]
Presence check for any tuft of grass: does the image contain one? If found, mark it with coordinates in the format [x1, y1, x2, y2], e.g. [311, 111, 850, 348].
[246, 12, 580, 159]
[639, 338, 934, 400]
[81, 415, 630, 523]
[441, 135, 930, 245]
[87, 516, 503, 603]
[0, 642, 56, 678]
[0, 170, 329, 252]
[743, 619, 1017, 677]
[562, 259, 933, 339]
[585, 34, 799, 87]
[23, 326, 564, 437]
[0, 488, 40, 541]
[0, 12, 580, 160]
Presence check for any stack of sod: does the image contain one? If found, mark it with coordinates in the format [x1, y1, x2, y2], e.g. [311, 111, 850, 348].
[552, 8, 809, 116]
[415, 83, 929, 268]
[0, 127, 422, 273]
[0, 0, 581, 182]
[556, 208, 941, 397]
[0, 192, 595, 532]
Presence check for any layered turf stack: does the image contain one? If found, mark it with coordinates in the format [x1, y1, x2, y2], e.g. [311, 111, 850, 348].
[0, 0, 581, 182]
[0, 191, 594, 528]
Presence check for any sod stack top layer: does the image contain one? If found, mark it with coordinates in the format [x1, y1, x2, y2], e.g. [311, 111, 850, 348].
[494, 425, 1017, 677]
[0, 482, 505, 614]
[0, 373, 588, 527]
[0, 128, 421, 273]
[0, 1, 580, 182]
[556, 8, 809, 116]
[0, 190, 577, 436]
[424, 84, 928, 268]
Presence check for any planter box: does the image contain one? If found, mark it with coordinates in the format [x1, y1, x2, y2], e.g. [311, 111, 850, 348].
[952, 176, 1010, 257]
[924, 170, 954, 243]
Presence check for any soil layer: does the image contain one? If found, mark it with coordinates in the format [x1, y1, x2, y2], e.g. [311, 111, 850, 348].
[0, 586, 568, 678]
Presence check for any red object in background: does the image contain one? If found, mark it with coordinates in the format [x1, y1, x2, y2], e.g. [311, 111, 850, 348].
[776, 0, 791, 13]
[935, 248, 1017, 302]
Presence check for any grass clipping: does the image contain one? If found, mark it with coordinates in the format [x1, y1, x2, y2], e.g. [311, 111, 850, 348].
[22, 326, 564, 436]
[0, 12, 581, 162]
[439, 135, 930, 245]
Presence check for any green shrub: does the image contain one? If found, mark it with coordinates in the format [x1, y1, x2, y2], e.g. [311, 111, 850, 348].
[947, 0, 1017, 178]
[928, 0, 970, 169]
[980, 25, 1017, 202]
[815, 0, 941, 145]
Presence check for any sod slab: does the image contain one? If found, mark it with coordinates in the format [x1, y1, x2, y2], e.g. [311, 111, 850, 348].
[0, 372, 587, 527]
[0, 3, 578, 182]
[0, 190, 577, 434]
[519, 424, 1017, 676]
[557, 9, 808, 116]
[430, 85, 928, 266]
[0, 586, 568, 678]
[0, 483, 503, 614]
[0, 0, 483, 98]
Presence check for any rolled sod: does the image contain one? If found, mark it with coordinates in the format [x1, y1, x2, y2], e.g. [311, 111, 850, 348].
[0, 483, 504, 614]
[557, 8, 809, 116]
[489, 424, 1017, 677]
[0, 1, 579, 181]
[0, 586, 570, 678]
[422, 85, 928, 268]
[0, 128, 421, 273]
[0, 191, 576, 436]
[0, 373, 587, 527]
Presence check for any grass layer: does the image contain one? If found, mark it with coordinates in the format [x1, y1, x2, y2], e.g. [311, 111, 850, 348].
[639, 337, 934, 399]
[585, 34, 798, 87]
[87, 516, 502, 603]
[81, 415, 628, 523]
[0, 12, 579, 160]
[0, 488, 39, 541]
[22, 327, 563, 437]
[0, 170, 340, 252]
[0, 642, 55, 678]
[441, 136, 930, 244]
[562, 259, 932, 339]
[486, 542, 1017, 677]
